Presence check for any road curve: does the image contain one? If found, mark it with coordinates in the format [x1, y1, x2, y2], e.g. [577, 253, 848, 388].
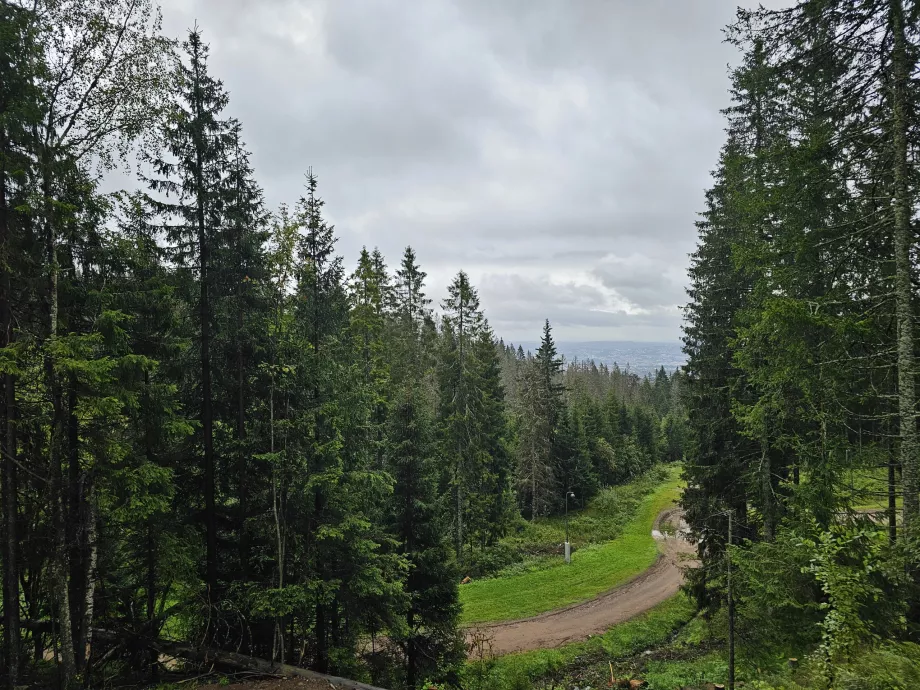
[465, 507, 695, 657]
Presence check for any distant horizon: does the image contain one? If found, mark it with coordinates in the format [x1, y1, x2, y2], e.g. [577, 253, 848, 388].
[504, 338, 683, 346]
[501, 339, 686, 376]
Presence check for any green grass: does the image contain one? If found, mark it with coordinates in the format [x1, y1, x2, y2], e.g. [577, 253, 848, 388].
[463, 594, 696, 690]
[460, 465, 683, 623]
[845, 465, 903, 512]
[643, 652, 733, 690]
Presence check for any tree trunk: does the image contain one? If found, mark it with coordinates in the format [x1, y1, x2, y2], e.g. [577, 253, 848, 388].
[889, 458, 898, 543]
[76, 485, 97, 670]
[201, 196, 217, 599]
[146, 521, 158, 681]
[0, 126, 20, 687]
[761, 439, 774, 541]
[1, 373, 17, 690]
[237, 302, 248, 577]
[455, 471, 463, 560]
[192, 44, 218, 598]
[315, 601, 327, 674]
[890, 0, 919, 530]
[43, 156, 76, 684]
[154, 640, 386, 690]
[67, 377, 82, 662]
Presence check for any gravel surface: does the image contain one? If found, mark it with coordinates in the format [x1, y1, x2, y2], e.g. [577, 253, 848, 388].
[469, 507, 696, 655]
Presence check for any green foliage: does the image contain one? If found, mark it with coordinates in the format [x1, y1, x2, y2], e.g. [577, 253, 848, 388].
[0, 4, 701, 688]
[681, 0, 920, 682]
[802, 522, 910, 665]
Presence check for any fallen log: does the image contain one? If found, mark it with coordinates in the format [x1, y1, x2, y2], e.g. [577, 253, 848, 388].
[154, 640, 389, 690]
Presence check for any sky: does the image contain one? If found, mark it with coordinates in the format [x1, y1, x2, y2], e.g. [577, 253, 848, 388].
[152, 0, 787, 344]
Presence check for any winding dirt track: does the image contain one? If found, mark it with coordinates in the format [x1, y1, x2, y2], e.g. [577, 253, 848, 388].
[466, 507, 695, 656]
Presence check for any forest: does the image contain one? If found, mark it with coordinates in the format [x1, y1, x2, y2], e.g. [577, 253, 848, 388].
[0, 1, 687, 688]
[680, 0, 920, 687]
[8, 0, 920, 688]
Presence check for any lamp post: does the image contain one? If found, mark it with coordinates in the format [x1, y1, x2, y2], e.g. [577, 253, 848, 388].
[564, 491, 575, 563]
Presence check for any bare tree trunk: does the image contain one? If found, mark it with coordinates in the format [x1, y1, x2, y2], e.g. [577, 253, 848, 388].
[890, 0, 919, 530]
[77, 485, 97, 669]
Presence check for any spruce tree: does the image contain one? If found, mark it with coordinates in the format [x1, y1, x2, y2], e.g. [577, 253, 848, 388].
[0, 4, 44, 682]
[144, 28, 236, 600]
[213, 124, 269, 579]
[385, 249, 462, 688]
[438, 271, 485, 559]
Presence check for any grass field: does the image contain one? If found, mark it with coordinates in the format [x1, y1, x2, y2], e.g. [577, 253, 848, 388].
[460, 464, 683, 624]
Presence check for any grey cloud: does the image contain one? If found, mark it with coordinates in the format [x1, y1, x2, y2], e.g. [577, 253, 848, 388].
[149, 0, 788, 342]
[475, 273, 680, 343]
[592, 258, 688, 311]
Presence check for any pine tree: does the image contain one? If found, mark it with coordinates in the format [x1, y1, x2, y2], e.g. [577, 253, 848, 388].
[213, 124, 269, 579]
[0, 4, 44, 682]
[385, 250, 462, 688]
[468, 325, 515, 547]
[144, 27, 237, 601]
[535, 319, 565, 422]
[438, 271, 485, 559]
[682, 134, 758, 610]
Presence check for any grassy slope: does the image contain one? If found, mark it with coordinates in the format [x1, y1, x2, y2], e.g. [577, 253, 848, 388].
[460, 465, 683, 624]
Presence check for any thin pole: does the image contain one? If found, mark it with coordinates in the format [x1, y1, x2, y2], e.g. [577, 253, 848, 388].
[565, 492, 569, 544]
[728, 509, 735, 690]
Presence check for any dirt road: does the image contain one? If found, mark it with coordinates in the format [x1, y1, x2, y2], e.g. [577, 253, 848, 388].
[467, 507, 695, 656]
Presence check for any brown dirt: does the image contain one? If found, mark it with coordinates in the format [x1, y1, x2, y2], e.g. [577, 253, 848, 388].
[467, 507, 696, 656]
[225, 680, 340, 689]
[221, 678, 383, 690]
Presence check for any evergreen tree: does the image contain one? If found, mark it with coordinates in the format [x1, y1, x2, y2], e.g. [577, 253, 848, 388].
[385, 250, 462, 688]
[514, 359, 555, 519]
[438, 271, 484, 559]
[0, 4, 45, 682]
[144, 28, 236, 600]
[213, 125, 269, 579]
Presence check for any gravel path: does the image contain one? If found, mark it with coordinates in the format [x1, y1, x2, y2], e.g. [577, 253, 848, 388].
[467, 507, 695, 656]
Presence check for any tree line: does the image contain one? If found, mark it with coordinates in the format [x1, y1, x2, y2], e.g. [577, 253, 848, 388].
[499, 332, 686, 522]
[683, 0, 920, 682]
[0, 2, 686, 688]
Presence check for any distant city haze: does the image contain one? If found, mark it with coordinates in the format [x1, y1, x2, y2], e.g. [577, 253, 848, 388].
[506, 340, 685, 377]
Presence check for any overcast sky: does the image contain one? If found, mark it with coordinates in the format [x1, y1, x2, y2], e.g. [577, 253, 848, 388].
[153, 0, 786, 344]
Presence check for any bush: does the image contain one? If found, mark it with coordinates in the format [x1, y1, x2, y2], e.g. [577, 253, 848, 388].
[463, 540, 520, 578]
[835, 642, 920, 690]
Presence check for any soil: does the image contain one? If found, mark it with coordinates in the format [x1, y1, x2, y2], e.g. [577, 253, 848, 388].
[223, 679, 349, 689]
[467, 507, 696, 656]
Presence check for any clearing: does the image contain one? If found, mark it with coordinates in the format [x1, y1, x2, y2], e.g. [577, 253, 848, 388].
[460, 464, 684, 624]
[468, 505, 695, 655]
